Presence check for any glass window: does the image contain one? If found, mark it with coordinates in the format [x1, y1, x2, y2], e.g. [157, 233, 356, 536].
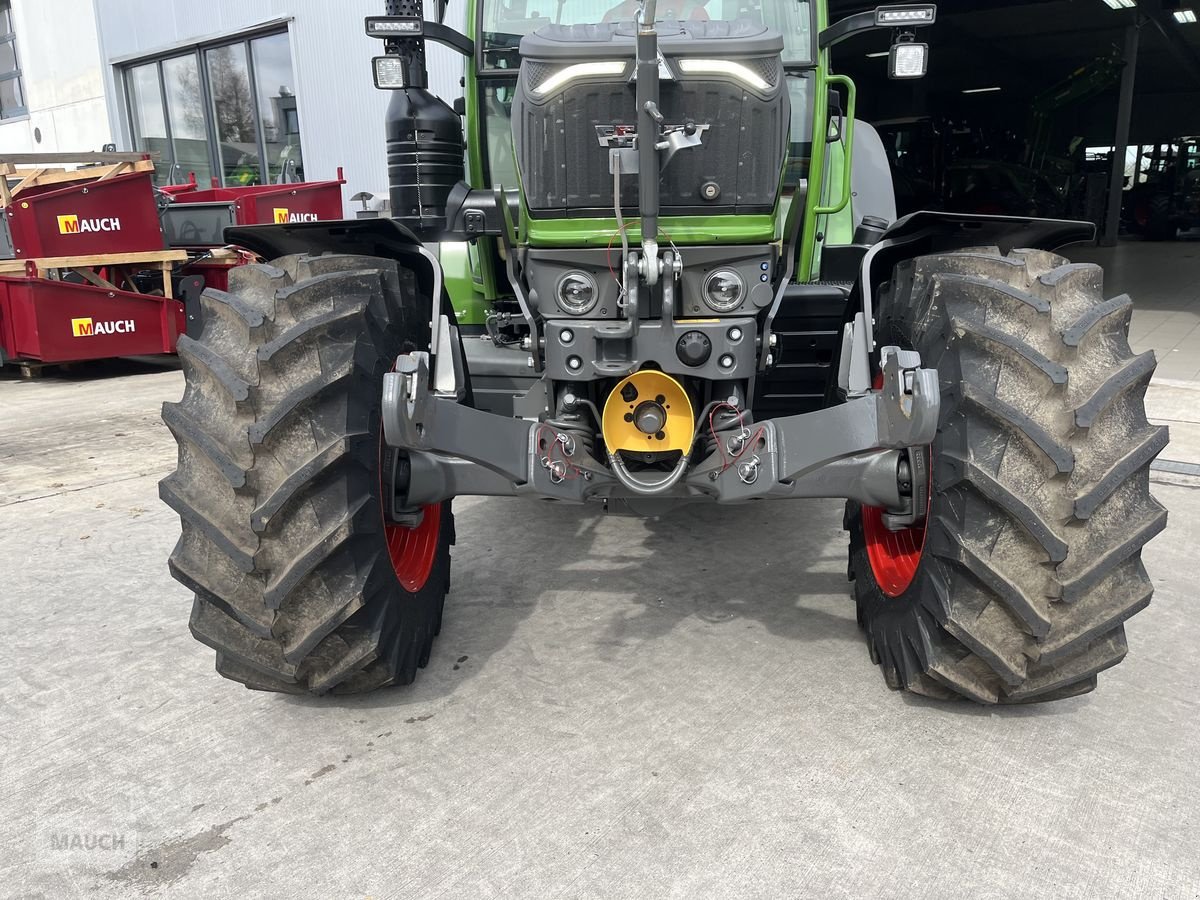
[251, 33, 304, 183]
[481, 0, 813, 70]
[162, 54, 214, 186]
[127, 63, 172, 181]
[0, 0, 24, 119]
[207, 43, 262, 186]
[483, 83, 519, 190]
[124, 31, 305, 188]
[785, 74, 814, 187]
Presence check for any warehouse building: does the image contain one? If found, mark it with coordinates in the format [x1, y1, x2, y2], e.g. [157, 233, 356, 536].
[0, 0, 111, 152]
[91, 0, 462, 213]
[0, 0, 462, 214]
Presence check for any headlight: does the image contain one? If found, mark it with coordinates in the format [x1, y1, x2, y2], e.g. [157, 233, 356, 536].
[532, 61, 626, 97]
[702, 269, 745, 312]
[557, 271, 598, 315]
[676, 59, 771, 91]
[889, 42, 929, 80]
[373, 56, 407, 90]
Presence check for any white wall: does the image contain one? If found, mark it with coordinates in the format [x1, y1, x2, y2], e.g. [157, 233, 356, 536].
[92, 0, 467, 215]
[0, 0, 111, 154]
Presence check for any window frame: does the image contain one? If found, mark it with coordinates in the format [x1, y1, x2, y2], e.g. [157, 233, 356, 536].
[0, 0, 27, 120]
[120, 25, 300, 187]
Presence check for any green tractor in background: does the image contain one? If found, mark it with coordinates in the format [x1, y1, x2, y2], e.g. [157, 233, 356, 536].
[160, 0, 1167, 703]
[1124, 138, 1200, 240]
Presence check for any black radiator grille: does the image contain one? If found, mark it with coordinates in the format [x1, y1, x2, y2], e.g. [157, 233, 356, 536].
[514, 73, 788, 217]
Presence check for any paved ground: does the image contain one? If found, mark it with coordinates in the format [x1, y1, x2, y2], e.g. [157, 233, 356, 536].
[1074, 237, 1200, 381]
[3, 242, 1199, 898]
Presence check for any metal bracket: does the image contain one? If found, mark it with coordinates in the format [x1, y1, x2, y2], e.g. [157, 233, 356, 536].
[843, 312, 874, 396]
[594, 252, 641, 344]
[382, 352, 433, 449]
[876, 344, 936, 445]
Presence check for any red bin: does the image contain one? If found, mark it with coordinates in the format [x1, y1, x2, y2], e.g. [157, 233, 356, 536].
[4, 171, 165, 259]
[169, 168, 347, 227]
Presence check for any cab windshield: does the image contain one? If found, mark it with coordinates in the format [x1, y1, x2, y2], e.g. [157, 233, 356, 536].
[480, 0, 814, 69]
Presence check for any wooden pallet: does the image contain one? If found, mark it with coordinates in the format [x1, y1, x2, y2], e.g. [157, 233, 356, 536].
[0, 249, 188, 298]
[0, 153, 156, 207]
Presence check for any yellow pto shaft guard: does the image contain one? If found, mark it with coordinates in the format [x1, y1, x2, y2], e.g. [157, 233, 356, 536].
[601, 369, 695, 454]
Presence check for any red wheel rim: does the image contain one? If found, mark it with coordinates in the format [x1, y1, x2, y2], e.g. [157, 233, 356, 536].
[379, 391, 440, 592]
[862, 497, 928, 598]
[384, 502, 441, 592]
[862, 371, 931, 598]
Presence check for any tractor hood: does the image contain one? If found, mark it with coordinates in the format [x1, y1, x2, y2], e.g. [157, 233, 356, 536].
[512, 19, 789, 224]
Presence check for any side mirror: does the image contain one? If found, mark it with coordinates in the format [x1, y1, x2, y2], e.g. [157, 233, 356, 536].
[888, 39, 929, 79]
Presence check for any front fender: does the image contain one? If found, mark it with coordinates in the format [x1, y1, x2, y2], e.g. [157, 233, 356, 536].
[827, 211, 1097, 396]
[860, 210, 1095, 307]
[225, 218, 442, 308]
[859, 209, 1095, 346]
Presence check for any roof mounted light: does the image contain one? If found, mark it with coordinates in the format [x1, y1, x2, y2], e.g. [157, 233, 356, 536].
[875, 5, 936, 25]
[677, 59, 771, 91]
[365, 16, 423, 37]
[532, 61, 626, 97]
[821, 4, 937, 49]
[1101, 0, 1136, 8]
[1174, 9, 1197, 22]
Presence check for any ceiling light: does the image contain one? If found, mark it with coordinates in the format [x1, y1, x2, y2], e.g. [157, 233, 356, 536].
[1101, 0, 1136, 8]
[866, 50, 890, 58]
[1175, 9, 1197, 22]
[962, 86, 1002, 94]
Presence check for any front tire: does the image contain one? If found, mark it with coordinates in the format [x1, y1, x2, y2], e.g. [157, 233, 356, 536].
[160, 254, 453, 694]
[847, 248, 1167, 703]
[1144, 195, 1177, 241]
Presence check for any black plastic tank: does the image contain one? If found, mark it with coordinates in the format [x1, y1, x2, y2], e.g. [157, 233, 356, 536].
[386, 88, 465, 240]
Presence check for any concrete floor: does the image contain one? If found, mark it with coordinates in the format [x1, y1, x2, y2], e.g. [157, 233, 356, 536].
[3, 241, 1200, 898]
[1074, 238, 1200, 382]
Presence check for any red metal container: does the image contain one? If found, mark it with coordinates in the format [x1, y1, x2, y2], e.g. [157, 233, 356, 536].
[0, 276, 184, 364]
[5, 170, 165, 259]
[160, 173, 200, 197]
[169, 168, 347, 227]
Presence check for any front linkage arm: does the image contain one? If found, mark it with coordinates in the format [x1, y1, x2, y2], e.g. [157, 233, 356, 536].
[687, 346, 938, 505]
[383, 342, 939, 514]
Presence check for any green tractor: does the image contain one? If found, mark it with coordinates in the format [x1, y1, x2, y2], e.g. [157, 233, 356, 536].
[1124, 138, 1200, 240]
[161, 0, 1167, 703]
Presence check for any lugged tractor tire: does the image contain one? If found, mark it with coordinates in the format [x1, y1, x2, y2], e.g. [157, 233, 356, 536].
[160, 253, 454, 694]
[846, 247, 1168, 703]
[1145, 195, 1177, 242]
